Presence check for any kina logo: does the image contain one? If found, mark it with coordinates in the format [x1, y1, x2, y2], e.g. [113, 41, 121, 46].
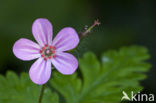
[121, 91, 154, 102]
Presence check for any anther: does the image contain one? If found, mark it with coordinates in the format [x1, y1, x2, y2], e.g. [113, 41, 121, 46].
[44, 57, 47, 61]
[48, 56, 51, 59]
[45, 44, 48, 47]
[52, 46, 56, 50]
[42, 47, 45, 50]
[52, 50, 55, 54]
[41, 54, 44, 57]
[49, 46, 52, 49]
[53, 55, 56, 58]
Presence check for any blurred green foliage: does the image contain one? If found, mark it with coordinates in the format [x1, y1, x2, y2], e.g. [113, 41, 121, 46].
[0, 71, 58, 103]
[0, 46, 151, 103]
[51, 46, 151, 103]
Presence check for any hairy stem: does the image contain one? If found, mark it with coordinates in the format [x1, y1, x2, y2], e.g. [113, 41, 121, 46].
[38, 84, 46, 103]
[79, 19, 100, 38]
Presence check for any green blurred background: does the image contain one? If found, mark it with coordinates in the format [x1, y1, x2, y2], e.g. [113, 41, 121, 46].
[0, 0, 155, 96]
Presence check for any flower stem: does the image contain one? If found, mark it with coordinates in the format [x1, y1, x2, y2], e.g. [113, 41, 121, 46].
[38, 84, 46, 103]
[79, 19, 100, 38]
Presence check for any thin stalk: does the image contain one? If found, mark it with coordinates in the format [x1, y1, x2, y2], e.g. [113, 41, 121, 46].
[38, 84, 46, 103]
[79, 19, 100, 38]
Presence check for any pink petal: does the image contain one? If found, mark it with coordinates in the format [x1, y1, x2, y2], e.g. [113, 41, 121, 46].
[29, 58, 51, 85]
[51, 52, 78, 75]
[52, 27, 79, 51]
[13, 38, 41, 61]
[32, 18, 53, 46]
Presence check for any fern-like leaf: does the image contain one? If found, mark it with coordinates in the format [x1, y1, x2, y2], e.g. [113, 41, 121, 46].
[0, 71, 59, 103]
[51, 46, 151, 103]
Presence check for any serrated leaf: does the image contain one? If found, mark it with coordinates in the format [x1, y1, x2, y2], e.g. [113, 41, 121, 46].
[0, 71, 59, 103]
[50, 46, 151, 103]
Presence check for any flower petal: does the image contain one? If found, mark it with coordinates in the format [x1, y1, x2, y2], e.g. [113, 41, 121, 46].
[52, 27, 79, 51]
[13, 38, 41, 61]
[29, 58, 51, 85]
[51, 52, 78, 74]
[32, 18, 53, 46]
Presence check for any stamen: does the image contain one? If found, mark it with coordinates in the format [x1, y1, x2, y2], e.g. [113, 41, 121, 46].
[49, 46, 52, 49]
[41, 54, 44, 57]
[52, 46, 56, 50]
[44, 57, 47, 61]
[40, 45, 56, 60]
[42, 47, 45, 50]
[48, 56, 51, 59]
[49, 46, 56, 50]
[52, 50, 55, 54]
[45, 44, 48, 47]
[53, 55, 56, 58]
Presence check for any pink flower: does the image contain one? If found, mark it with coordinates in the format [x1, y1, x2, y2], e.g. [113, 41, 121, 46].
[13, 18, 79, 85]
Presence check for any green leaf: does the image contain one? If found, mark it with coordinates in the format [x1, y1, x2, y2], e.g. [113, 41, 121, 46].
[0, 71, 59, 103]
[50, 46, 151, 103]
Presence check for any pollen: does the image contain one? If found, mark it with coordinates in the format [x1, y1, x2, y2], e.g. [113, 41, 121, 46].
[40, 45, 56, 60]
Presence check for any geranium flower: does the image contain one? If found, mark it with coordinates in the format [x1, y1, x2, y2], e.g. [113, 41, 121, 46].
[13, 18, 79, 85]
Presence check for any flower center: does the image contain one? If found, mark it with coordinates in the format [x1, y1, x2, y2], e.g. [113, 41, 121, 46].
[40, 44, 56, 61]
